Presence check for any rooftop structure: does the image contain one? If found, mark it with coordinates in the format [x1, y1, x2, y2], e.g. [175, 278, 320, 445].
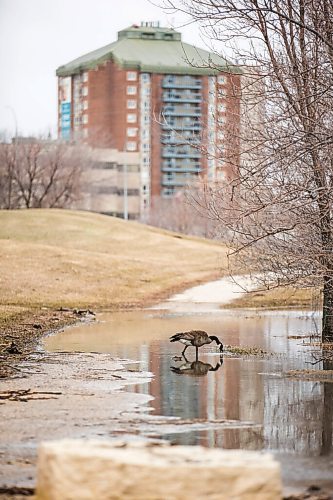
[57, 23, 238, 77]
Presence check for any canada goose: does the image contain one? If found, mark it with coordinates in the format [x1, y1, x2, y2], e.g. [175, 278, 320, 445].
[171, 356, 223, 376]
[169, 330, 224, 357]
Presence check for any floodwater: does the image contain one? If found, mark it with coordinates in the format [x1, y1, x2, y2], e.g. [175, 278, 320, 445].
[44, 278, 333, 493]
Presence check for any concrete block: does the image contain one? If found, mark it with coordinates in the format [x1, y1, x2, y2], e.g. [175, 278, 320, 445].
[36, 440, 282, 500]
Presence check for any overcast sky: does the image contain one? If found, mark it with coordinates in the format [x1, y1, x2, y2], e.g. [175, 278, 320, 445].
[0, 0, 214, 138]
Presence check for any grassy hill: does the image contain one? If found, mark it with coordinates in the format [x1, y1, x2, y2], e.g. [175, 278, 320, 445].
[0, 209, 228, 310]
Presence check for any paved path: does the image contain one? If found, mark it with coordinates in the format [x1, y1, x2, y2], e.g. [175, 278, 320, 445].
[153, 274, 256, 312]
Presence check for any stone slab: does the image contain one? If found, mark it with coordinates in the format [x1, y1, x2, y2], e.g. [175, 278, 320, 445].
[36, 439, 282, 500]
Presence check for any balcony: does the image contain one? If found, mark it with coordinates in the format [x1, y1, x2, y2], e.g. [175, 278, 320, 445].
[163, 106, 202, 117]
[162, 79, 202, 89]
[162, 122, 202, 131]
[162, 147, 201, 159]
[162, 175, 197, 186]
[162, 165, 202, 173]
[163, 93, 202, 103]
[161, 135, 201, 145]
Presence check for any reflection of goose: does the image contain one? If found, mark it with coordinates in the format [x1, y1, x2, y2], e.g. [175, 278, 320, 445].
[171, 355, 223, 376]
[170, 330, 224, 357]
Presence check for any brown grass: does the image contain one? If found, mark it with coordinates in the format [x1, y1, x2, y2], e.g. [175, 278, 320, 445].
[285, 369, 333, 381]
[0, 209, 228, 312]
[225, 286, 321, 309]
[226, 345, 269, 356]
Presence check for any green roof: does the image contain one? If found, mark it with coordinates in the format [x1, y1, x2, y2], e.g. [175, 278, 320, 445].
[56, 24, 240, 77]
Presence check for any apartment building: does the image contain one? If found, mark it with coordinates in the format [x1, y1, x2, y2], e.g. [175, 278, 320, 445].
[56, 22, 241, 217]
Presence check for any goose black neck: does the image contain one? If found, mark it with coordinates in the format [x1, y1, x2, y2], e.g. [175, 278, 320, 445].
[209, 335, 224, 351]
[209, 335, 221, 345]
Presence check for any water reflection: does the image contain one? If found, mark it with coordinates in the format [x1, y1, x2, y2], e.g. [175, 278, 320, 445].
[170, 354, 223, 376]
[44, 309, 333, 487]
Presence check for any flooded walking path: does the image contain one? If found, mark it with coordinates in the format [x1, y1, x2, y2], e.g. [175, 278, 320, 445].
[44, 276, 333, 495]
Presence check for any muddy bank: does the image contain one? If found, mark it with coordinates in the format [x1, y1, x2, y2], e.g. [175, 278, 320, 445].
[0, 308, 83, 379]
[0, 348, 153, 494]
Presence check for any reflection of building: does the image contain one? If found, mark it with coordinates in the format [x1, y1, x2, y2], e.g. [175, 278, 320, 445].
[56, 22, 241, 215]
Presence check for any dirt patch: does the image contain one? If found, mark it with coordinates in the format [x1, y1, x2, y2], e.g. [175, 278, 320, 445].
[284, 484, 333, 499]
[0, 486, 34, 499]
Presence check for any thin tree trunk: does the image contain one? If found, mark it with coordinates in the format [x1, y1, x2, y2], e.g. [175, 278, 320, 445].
[322, 276, 333, 343]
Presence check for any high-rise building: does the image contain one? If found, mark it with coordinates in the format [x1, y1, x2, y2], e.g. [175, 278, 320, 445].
[56, 22, 241, 217]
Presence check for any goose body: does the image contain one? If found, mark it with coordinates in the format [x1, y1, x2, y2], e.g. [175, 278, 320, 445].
[169, 330, 223, 356]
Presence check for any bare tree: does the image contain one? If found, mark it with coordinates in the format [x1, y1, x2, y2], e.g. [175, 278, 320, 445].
[0, 138, 85, 209]
[164, 0, 333, 342]
[144, 188, 219, 238]
[0, 137, 16, 209]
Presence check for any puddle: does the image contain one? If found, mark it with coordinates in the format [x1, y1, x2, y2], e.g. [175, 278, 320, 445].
[44, 277, 333, 492]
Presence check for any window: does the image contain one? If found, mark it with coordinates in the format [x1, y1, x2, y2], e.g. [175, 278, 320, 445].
[127, 127, 137, 137]
[82, 86, 88, 96]
[218, 102, 226, 113]
[127, 113, 137, 123]
[118, 164, 139, 173]
[82, 72, 88, 82]
[83, 114, 88, 124]
[126, 141, 137, 151]
[217, 75, 226, 85]
[127, 99, 137, 109]
[93, 162, 117, 170]
[142, 32, 155, 39]
[97, 186, 118, 194]
[83, 101, 88, 110]
[127, 71, 137, 81]
[127, 85, 137, 95]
